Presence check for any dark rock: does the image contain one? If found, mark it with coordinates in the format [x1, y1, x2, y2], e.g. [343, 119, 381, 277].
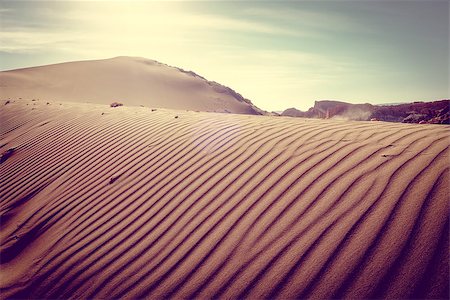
[110, 102, 123, 108]
[109, 175, 120, 184]
[403, 113, 428, 123]
[0, 148, 15, 163]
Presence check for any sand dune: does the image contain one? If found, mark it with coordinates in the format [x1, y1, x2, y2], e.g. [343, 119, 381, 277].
[0, 99, 449, 299]
[0, 57, 263, 115]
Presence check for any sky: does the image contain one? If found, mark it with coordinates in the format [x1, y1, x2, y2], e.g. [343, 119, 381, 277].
[0, 0, 448, 111]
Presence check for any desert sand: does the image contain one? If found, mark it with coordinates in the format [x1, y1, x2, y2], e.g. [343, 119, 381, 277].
[0, 57, 263, 115]
[0, 98, 449, 299]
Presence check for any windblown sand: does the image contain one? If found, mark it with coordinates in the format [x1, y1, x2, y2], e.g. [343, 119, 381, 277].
[1, 99, 448, 299]
[0, 57, 261, 115]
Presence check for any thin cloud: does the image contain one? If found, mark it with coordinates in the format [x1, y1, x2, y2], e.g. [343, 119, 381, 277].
[0, 3, 312, 53]
[61, 4, 311, 37]
[242, 6, 368, 34]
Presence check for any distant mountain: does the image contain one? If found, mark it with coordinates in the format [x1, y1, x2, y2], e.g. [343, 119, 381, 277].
[281, 100, 450, 124]
[0, 56, 265, 115]
[280, 108, 305, 118]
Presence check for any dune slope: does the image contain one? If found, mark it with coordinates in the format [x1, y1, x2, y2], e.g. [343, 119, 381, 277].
[0, 57, 263, 115]
[0, 99, 449, 299]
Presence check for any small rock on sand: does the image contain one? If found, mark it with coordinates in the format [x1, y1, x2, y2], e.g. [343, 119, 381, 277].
[109, 175, 121, 184]
[110, 102, 123, 108]
[0, 148, 15, 163]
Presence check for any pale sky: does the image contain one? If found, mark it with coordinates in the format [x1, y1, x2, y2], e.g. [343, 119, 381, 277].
[0, 0, 448, 111]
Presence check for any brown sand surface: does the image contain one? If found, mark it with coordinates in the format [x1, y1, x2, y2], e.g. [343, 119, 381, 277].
[0, 99, 448, 299]
[0, 57, 262, 115]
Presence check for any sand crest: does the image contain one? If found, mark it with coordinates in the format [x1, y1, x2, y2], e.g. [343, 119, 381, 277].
[0, 57, 263, 115]
[0, 99, 448, 299]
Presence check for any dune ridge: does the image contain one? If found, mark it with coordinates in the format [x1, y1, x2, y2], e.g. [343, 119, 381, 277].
[0, 99, 448, 299]
[0, 57, 264, 115]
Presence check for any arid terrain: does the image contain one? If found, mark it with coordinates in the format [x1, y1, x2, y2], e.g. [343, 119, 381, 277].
[282, 100, 450, 124]
[2, 0, 449, 297]
[0, 57, 263, 115]
[1, 97, 448, 299]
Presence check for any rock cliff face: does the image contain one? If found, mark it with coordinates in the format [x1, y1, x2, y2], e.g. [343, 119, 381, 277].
[282, 100, 449, 124]
[372, 100, 449, 124]
[313, 100, 373, 120]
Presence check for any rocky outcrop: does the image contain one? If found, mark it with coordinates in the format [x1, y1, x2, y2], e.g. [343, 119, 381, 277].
[313, 100, 373, 120]
[375, 100, 449, 124]
[280, 107, 309, 118]
[281, 99, 450, 124]
[281, 100, 374, 121]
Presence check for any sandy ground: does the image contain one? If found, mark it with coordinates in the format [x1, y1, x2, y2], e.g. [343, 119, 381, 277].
[0, 57, 261, 115]
[0, 99, 448, 299]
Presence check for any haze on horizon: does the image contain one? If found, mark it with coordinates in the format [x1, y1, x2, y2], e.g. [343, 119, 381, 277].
[0, 0, 448, 111]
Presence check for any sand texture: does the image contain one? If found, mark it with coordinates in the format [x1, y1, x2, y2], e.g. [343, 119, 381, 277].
[0, 57, 262, 115]
[1, 99, 449, 299]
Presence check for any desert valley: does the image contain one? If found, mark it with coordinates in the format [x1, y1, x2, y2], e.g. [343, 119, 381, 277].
[0, 56, 449, 299]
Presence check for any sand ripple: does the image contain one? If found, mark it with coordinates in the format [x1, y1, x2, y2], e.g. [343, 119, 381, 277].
[1, 100, 448, 299]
